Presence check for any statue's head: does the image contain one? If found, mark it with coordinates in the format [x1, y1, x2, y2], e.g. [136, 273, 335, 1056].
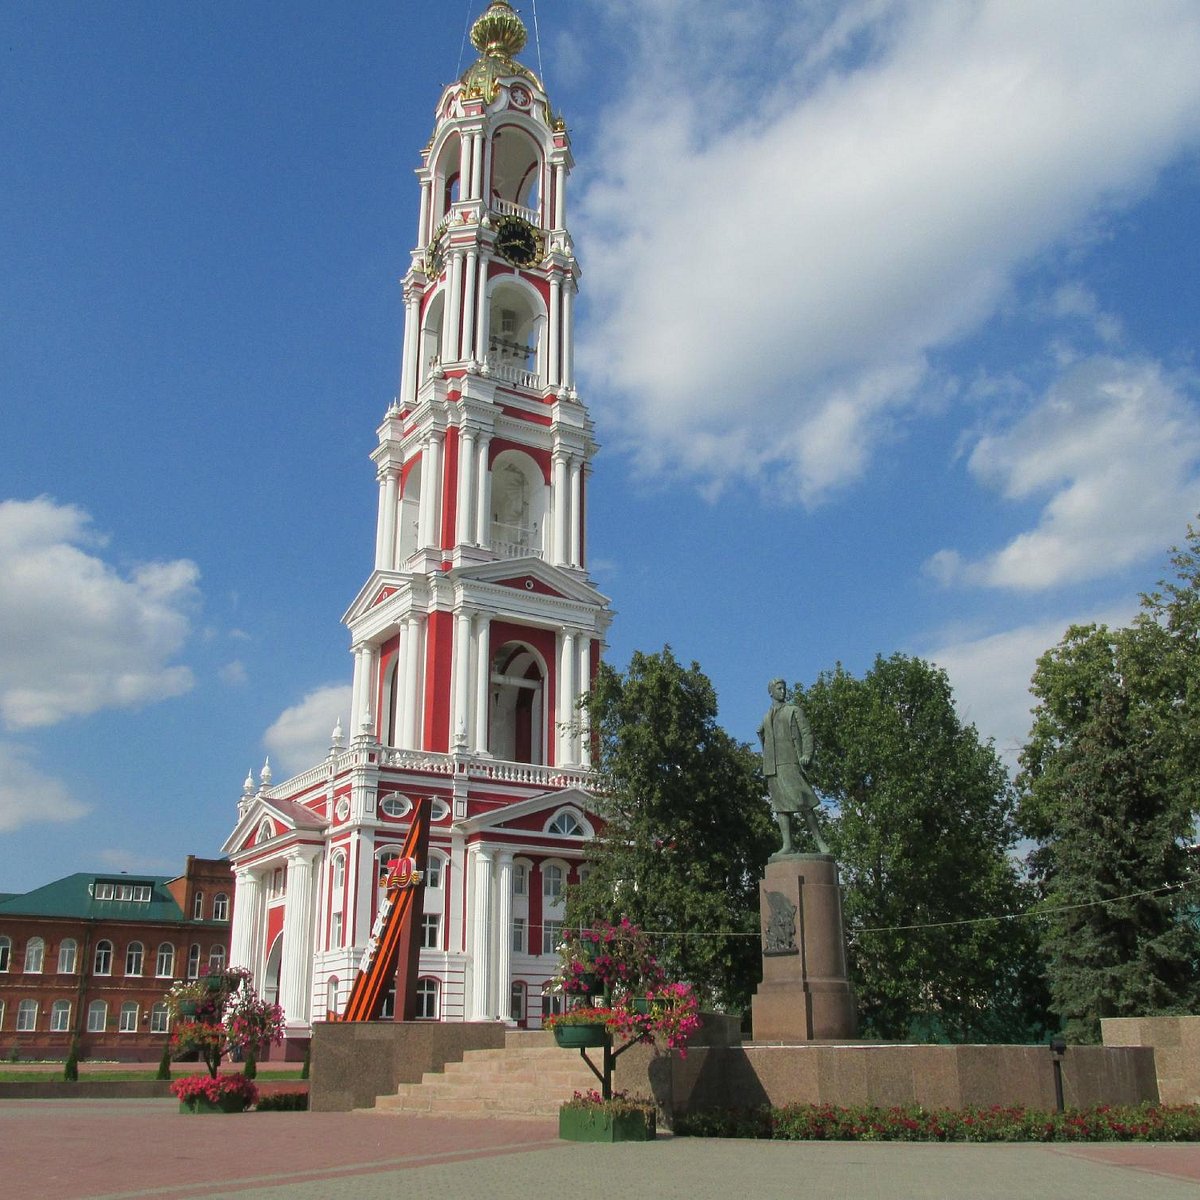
[768, 677, 787, 700]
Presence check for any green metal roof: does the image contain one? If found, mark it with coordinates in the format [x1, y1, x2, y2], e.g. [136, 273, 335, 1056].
[0, 873, 186, 922]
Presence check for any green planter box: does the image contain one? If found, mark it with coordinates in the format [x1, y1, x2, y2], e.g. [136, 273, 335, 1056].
[559, 1105, 656, 1142]
[179, 1094, 250, 1114]
[553, 1023, 609, 1050]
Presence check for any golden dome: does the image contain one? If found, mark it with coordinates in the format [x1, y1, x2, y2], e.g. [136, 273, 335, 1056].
[470, 1, 527, 59]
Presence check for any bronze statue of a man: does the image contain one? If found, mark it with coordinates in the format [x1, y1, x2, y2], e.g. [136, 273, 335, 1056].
[758, 678, 830, 856]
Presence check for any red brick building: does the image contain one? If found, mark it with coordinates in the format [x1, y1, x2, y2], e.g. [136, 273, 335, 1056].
[0, 856, 233, 1061]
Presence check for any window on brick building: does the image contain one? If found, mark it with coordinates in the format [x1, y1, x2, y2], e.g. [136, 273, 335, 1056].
[510, 981, 526, 1022]
[150, 1001, 169, 1034]
[193, 891, 205, 920]
[187, 943, 201, 979]
[0, 936, 10, 972]
[87, 999, 107, 1032]
[93, 940, 113, 976]
[416, 978, 439, 1020]
[125, 942, 144, 976]
[209, 945, 226, 972]
[24, 936, 44, 973]
[541, 920, 563, 955]
[17, 999, 38, 1031]
[51, 999, 71, 1031]
[155, 942, 175, 978]
[57, 938, 77, 974]
[213, 893, 229, 921]
[420, 914, 440, 949]
[119, 1002, 139, 1033]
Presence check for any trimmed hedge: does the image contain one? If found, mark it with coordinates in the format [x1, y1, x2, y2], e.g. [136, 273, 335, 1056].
[255, 1091, 309, 1112]
[675, 1103, 1200, 1143]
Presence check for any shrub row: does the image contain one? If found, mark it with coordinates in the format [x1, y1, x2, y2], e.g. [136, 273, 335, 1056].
[675, 1102, 1200, 1143]
[255, 1091, 309, 1112]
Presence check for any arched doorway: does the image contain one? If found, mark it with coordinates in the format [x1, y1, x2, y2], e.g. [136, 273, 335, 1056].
[489, 641, 545, 763]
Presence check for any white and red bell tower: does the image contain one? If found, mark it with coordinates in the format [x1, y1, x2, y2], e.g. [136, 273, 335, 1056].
[224, 1, 612, 1051]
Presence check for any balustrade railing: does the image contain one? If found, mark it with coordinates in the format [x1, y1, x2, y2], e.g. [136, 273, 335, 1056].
[491, 197, 541, 226]
[485, 354, 540, 389]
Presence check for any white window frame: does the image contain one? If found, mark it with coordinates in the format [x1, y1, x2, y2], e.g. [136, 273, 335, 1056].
[330, 911, 344, 948]
[93, 940, 113, 976]
[213, 893, 229, 921]
[17, 998, 38, 1031]
[511, 916, 526, 954]
[155, 942, 175, 978]
[119, 1002, 139, 1033]
[150, 1002, 169, 1034]
[87, 999, 107, 1032]
[542, 864, 564, 904]
[209, 944, 226, 972]
[50, 999, 71, 1031]
[542, 919, 563, 955]
[425, 854, 443, 888]
[57, 938, 77, 974]
[416, 978, 439, 1020]
[420, 913, 440, 950]
[187, 943, 201, 979]
[0, 936, 10, 972]
[125, 942, 144, 976]
[193, 891, 205, 920]
[23, 936, 44, 974]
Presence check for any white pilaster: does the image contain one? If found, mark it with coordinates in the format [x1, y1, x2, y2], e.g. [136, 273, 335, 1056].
[401, 614, 422, 749]
[473, 612, 490, 752]
[402, 291, 421, 407]
[229, 868, 262, 975]
[470, 846, 493, 1019]
[548, 275, 561, 386]
[562, 283, 575, 388]
[457, 426, 476, 546]
[495, 851, 514, 1023]
[577, 635, 592, 767]
[378, 468, 399, 570]
[474, 433, 491, 546]
[452, 610, 472, 750]
[569, 457, 582, 567]
[462, 249, 478, 362]
[278, 848, 319, 1027]
[554, 163, 566, 229]
[552, 452, 569, 565]
[447, 251, 464, 362]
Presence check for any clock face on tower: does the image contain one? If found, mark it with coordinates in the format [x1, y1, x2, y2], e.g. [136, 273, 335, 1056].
[494, 215, 540, 268]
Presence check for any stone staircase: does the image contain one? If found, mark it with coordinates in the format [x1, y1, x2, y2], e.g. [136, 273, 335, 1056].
[373, 1030, 600, 1118]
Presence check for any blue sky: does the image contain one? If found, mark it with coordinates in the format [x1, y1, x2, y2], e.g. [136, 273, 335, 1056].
[3, 1, 1199, 892]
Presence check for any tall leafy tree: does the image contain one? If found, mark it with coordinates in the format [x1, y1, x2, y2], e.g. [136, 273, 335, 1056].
[802, 653, 1048, 1041]
[566, 647, 776, 1010]
[1018, 523, 1200, 1041]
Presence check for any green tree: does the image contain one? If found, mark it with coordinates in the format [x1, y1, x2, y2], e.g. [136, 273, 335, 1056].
[1018, 526, 1200, 1041]
[565, 647, 776, 1011]
[802, 653, 1048, 1041]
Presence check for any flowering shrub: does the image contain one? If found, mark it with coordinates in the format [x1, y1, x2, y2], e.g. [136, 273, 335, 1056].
[543, 1006, 615, 1029]
[170, 1073, 259, 1107]
[562, 1089, 655, 1119]
[674, 1103, 1200, 1142]
[255, 1091, 309, 1112]
[551, 919, 665, 998]
[607, 982, 701, 1056]
[166, 968, 284, 1078]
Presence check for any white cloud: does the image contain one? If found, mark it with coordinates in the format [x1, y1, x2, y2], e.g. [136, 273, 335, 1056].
[263, 683, 352, 777]
[0, 497, 199, 729]
[219, 660, 248, 686]
[928, 356, 1200, 590]
[576, 0, 1200, 502]
[923, 605, 1137, 770]
[0, 741, 88, 833]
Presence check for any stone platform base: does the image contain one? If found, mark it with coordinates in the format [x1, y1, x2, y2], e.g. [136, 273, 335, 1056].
[1103, 1015, 1200, 1104]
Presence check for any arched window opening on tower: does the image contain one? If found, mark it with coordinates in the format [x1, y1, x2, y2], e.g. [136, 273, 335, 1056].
[485, 282, 543, 387]
[490, 450, 546, 559]
[490, 125, 542, 224]
[420, 292, 445, 381]
[430, 132, 463, 230]
[489, 642, 546, 764]
[397, 463, 422, 561]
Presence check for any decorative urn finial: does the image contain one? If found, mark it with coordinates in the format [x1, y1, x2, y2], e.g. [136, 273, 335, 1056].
[470, 1, 527, 60]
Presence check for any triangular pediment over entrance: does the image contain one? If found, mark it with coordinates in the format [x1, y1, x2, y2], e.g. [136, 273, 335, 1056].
[222, 794, 328, 857]
[456, 786, 598, 838]
[451, 559, 609, 608]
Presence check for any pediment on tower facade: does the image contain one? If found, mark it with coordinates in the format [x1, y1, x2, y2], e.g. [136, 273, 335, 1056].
[456, 786, 598, 839]
[452, 559, 610, 609]
[341, 569, 416, 627]
[221, 795, 328, 858]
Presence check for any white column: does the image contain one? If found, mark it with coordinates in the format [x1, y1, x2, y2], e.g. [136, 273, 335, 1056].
[379, 468, 399, 570]
[418, 433, 443, 549]
[495, 851, 513, 1023]
[458, 133, 472, 200]
[562, 283, 575, 388]
[552, 452, 569, 564]
[475, 256, 488, 362]
[401, 614, 422, 750]
[373, 470, 389, 568]
[474, 434, 491, 546]
[229, 869, 262, 974]
[554, 163, 566, 229]
[569, 457, 582, 567]
[559, 630, 577, 765]
[473, 612, 490, 753]
[577, 635, 592, 767]
[548, 275, 561, 387]
[452, 611, 472, 750]
[418, 179, 432, 245]
[402, 291, 421, 407]
[472, 132, 485, 200]
[446, 251, 464, 362]
[462, 249, 478, 361]
[350, 644, 371, 736]
[456, 427, 476, 546]
[470, 846, 493, 1019]
[278, 849, 319, 1027]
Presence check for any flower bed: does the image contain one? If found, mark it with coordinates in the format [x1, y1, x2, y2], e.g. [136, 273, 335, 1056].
[559, 1089, 657, 1143]
[171, 1072, 259, 1114]
[674, 1102, 1200, 1142]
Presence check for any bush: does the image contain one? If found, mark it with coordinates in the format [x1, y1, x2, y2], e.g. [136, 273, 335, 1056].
[674, 1103, 1200, 1142]
[63, 1038, 80, 1082]
[255, 1091, 309, 1112]
[155, 1041, 172, 1081]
